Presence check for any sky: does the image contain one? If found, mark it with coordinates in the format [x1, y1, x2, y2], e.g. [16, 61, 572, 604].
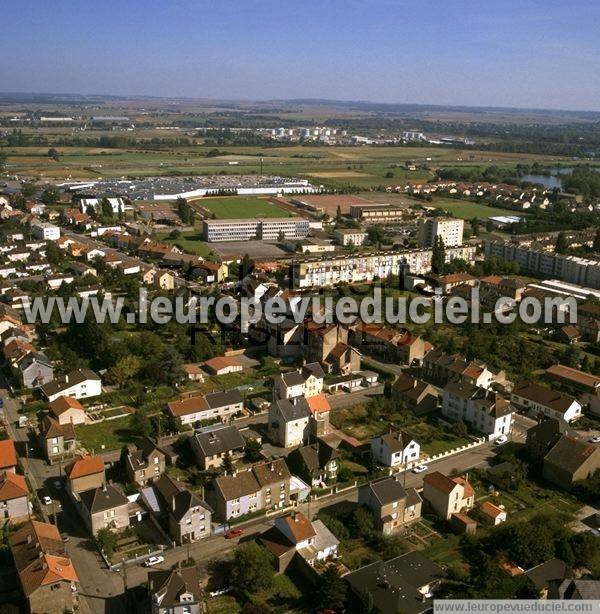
[1, 0, 600, 111]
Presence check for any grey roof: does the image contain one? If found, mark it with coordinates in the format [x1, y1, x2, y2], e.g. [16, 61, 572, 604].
[171, 489, 212, 522]
[377, 430, 416, 454]
[292, 442, 339, 475]
[525, 558, 573, 590]
[345, 551, 445, 614]
[270, 397, 310, 423]
[301, 362, 325, 380]
[280, 371, 306, 387]
[148, 566, 201, 607]
[193, 425, 246, 458]
[204, 389, 243, 409]
[549, 579, 600, 600]
[40, 368, 100, 398]
[79, 484, 128, 515]
[364, 476, 421, 507]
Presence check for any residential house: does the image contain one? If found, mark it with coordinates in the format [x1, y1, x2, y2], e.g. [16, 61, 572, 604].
[442, 382, 514, 439]
[65, 455, 105, 497]
[545, 364, 600, 395]
[548, 579, 600, 600]
[556, 325, 581, 344]
[429, 272, 477, 295]
[306, 393, 332, 437]
[14, 351, 54, 389]
[203, 356, 243, 376]
[48, 395, 86, 426]
[207, 458, 291, 521]
[345, 551, 445, 614]
[167, 389, 243, 426]
[190, 424, 246, 470]
[349, 321, 430, 366]
[423, 349, 505, 389]
[268, 397, 311, 448]
[148, 566, 203, 614]
[287, 441, 339, 487]
[273, 362, 325, 400]
[41, 369, 102, 402]
[511, 381, 582, 422]
[0, 439, 17, 473]
[153, 474, 212, 545]
[183, 364, 205, 383]
[422, 471, 475, 520]
[78, 484, 130, 535]
[0, 471, 29, 521]
[392, 373, 438, 415]
[358, 476, 422, 534]
[154, 270, 176, 290]
[124, 438, 167, 486]
[479, 501, 507, 525]
[370, 429, 421, 467]
[525, 559, 573, 599]
[259, 511, 339, 574]
[525, 418, 574, 464]
[40, 416, 77, 464]
[542, 435, 600, 490]
[192, 261, 228, 284]
[9, 520, 79, 614]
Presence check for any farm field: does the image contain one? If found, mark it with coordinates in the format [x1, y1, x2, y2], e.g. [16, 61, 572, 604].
[3, 143, 569, 187]
[194, 196, 292, 218]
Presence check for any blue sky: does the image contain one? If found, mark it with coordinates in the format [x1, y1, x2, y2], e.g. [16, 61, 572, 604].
[1, 0, 599, 111]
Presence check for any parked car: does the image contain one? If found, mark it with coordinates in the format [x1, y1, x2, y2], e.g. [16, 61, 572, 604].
[589, 435, 600, 444]
[495, 435, 508, 445]
[412, 464, 428, 474]
[144, 555, 165, 567]
[224, 528, 243, 539]
[61, 533, 70, 543]
[42, 495, 52, 505]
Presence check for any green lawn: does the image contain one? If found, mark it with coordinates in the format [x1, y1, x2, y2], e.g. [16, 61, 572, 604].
[76, 416, 135, 453]
[195, 196, 291, 219]
[429, 197, 520, 220]
[160, 231, 216, 257]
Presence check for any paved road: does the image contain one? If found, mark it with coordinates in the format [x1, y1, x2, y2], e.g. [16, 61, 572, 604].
[328, 384, 383, 410]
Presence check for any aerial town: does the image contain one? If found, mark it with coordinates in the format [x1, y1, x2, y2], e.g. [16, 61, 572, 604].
[1, 3, 600, 614]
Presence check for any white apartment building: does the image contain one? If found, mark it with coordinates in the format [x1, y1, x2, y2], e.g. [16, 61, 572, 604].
[333, 229, 368, 246]
[292, 246, 476, 288]
[442, 382, 514, 439]
[31, 221, 60, 241]
[202, 218, 310, 242]
[419, 217, 464, 247]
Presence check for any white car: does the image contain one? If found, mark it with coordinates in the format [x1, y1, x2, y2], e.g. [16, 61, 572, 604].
[42, 495, 52, 505]
[495, 435, 508, 445]
[412, 464, 428, 473]
[144, 555, 165, 567]
[589, 436, 600, 444]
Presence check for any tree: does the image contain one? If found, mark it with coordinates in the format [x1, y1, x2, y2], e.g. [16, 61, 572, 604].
[431, 235, 446, 274]
[318, 565, 347, 610]
[555, 231, 568, 254]
[130, 409, 152, 438]
[221, 451, 234, 475]
[45, 240, 61, 265]
[383, 380, 392, 399]
[336, 205, 342, 223]
[47, 147, 59, 160]
[244, 438, 263, 463]
[96, 528, 118, 557]
[594, 227, 600, 253]
[277, 230, 285, 243]
[230, 542, 274, 596]
[100, 197, 114, 218]
[454, 420, 469, 439]
[106, 354, 142, 388]
[41, 186, 59, 206]
[350, 506, 375, 540]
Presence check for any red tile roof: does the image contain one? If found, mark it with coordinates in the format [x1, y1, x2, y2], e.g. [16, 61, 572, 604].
[65, 455, 104, 479]
[0, 440, 17, 470]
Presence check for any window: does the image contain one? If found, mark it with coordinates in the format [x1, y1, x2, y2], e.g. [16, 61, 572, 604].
[154, 457, 159, 464]
[392, 501, 398, 508]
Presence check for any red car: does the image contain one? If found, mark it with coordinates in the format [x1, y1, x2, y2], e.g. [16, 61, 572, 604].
[224, 528, 243, 539]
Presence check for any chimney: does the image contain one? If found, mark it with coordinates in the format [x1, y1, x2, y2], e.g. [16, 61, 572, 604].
[65, 375, 69, 383]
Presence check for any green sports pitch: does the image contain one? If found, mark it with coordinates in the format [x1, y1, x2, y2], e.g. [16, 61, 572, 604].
[195, 196, 292, 219]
